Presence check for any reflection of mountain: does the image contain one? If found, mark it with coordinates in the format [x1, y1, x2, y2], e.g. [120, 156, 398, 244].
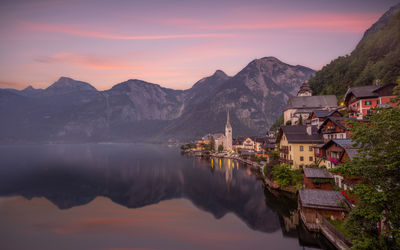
[0, 144, 280, 233]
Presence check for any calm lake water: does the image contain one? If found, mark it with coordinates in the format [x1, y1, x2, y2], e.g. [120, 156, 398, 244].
[0, 144, 335, 250]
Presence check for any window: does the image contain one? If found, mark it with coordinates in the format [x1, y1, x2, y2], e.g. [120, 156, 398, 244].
[309, 156, 313, 161]
[309, 146, 312, 152]
[289, 145, 291, 151]
[365, 101, 371, 105]
[300, 156, 304, 161]
[300, 146, 304, 151]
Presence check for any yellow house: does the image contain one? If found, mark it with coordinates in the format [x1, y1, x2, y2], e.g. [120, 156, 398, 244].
[277, 125, 323, 169]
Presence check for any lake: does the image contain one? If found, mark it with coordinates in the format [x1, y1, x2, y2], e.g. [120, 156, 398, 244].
[0, 143, 335, 250]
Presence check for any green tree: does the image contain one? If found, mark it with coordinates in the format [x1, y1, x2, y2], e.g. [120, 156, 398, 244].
[218, 144, 224, 153]
[285, 120, 292, 126]
[337, 92, 400, 248]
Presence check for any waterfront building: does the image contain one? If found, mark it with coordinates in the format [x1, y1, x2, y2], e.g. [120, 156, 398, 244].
[298, 189, 349, 224]
[277, 124, 323, 169]
[284, 82, 338, 125]
[344, 82, 398, 119]
[303, 168, 333, 190]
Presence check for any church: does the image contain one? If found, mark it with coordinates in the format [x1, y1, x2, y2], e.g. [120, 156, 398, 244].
[214, 110, 233, 152]
[284, 82, 338, 125]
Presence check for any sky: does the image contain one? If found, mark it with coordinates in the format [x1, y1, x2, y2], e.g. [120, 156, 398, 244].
[0, 0, 398, 90]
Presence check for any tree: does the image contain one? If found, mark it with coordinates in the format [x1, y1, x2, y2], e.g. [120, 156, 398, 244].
[218, 144, 224, 153]
[285, 120, 292, 126]
[209, 136, 215, 152]
[337, 87, 400, 248]
[297, 115, 303, 125]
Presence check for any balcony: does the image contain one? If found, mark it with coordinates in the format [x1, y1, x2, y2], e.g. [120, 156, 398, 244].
[280, 158, 293, 165]
[280, 146, 289, 154]
[322, 128, 336, 134]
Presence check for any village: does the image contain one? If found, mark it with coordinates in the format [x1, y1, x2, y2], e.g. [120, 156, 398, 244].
[181, 81, 399, 249]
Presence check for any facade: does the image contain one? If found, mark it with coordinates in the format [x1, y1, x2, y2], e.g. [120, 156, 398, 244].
[284, 82, 338, 125]
[214, 110, 233, 152]
[277, 125, 323, 169]
[316, 139, 359, 169]
[344, 83, 398, 119]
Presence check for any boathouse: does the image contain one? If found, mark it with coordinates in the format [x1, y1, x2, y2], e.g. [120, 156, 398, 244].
[303, 168, 334, 190]
[299, 189, 349, 226]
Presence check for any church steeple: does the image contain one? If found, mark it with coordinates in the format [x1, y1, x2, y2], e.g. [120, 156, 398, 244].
[226, 109, 232, 129]
[224, 109, 232, 152]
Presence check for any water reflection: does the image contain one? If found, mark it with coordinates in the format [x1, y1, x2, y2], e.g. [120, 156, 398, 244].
[0, 144, 333, 249]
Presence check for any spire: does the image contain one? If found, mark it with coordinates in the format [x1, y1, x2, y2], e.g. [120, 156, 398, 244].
[226, 109, 232, 129]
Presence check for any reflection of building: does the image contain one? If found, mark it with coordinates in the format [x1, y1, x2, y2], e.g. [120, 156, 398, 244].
[215, 110, 233, 152]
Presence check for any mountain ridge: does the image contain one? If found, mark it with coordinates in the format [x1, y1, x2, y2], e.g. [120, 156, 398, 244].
[0, 56, 314, 143]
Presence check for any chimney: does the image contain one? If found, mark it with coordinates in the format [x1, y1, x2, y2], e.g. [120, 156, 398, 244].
[306, 121, 312, 136]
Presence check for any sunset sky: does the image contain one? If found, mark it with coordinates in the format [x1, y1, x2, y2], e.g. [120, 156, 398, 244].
[0, 0, 398, 90]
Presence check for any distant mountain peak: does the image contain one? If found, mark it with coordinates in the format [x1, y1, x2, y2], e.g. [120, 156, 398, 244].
[212, 69, 228, 78]
[45, 77, 97, 94]
[23, 85, 35, 91]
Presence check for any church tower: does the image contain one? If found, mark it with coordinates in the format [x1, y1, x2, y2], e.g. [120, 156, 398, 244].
[225, 109, 232, 152]
[297, 82, 312, 96]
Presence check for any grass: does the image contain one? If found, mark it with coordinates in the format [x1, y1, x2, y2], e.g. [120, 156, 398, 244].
[327, 218, 351, 238]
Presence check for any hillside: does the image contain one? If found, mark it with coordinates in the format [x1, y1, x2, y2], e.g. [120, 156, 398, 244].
[309, 3, 400, 99]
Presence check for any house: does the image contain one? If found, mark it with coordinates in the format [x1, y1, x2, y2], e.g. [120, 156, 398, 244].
[309, 109, 342, 128]
[344, 82, 398, 119]
[303, 168, 334, 190]
[318, 117, 366, 143]
[318, 139, 359, 169]
[277, 124, 323, 169]
[284, 82, 338, 125]
[298, 189, 349, 225]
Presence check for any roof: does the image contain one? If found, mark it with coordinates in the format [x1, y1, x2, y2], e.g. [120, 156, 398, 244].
[332, 139, 354, 148]
[344, 85, 377, 104]
[299, 189, 347, 210]
[311, 109, 341, 118]
[344, 148, 359, 160]
[278, 125, 323, 144]
[286, 95, 338, 110]
[318, 117, 362, 132]
[304, 168, 333, 179]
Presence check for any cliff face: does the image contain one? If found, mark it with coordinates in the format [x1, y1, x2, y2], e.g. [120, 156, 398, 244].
[0, 57, 315, 143]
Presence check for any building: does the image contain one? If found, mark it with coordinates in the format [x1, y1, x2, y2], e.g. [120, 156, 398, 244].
[298, 189, 349, 224]
[284, 82, 338, 125]
[344, 83, 398, 119]
[318, 139, 359, 169]
[318, 117, 364, 142]
[309, 109, 342, 128]
[277, 125, 323, 169]
[214, 110, 233, 152]
[303, 168, 334, 190]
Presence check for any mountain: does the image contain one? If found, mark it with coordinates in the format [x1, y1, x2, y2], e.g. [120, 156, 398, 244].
[163, 57, 315, 139]
[0, 58, 314, 143]
[309, 3, 400, 99]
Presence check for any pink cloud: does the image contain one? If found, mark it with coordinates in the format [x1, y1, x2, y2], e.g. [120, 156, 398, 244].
[22, 22, 236, 40]
[158, 13, 378, 33]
